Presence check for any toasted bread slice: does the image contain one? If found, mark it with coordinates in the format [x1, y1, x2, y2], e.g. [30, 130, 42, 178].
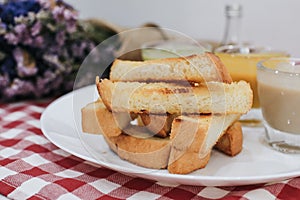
[82, 99, 243, 156]
[139, 113, 243, 156]
[96, 78, 253, 115]
[81, 99, 104, 134]
[103, 118, 241, 172]
[139, 112, 179, 137]
[81, 98, 132, 137]
[103, 126, 171, 169]
[215, 121, 243, 156]
[168, 149, 211, 175]
[167, 114, 240, 174]
[110, 52, 232, 83]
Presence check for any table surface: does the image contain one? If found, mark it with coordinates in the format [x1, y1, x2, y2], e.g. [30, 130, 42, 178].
[0, 100, 299, 200]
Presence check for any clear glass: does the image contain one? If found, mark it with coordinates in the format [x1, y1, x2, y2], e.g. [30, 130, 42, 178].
[141, 39, 212, 60]
[221, 4, 242, 46]
[257, 58, 300, 153]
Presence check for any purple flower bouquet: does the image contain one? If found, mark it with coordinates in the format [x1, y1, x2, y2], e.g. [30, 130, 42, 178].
[0, 0, 118, 101]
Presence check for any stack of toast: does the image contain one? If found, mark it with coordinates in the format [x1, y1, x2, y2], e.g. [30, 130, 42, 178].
[81, 52, 253, 174]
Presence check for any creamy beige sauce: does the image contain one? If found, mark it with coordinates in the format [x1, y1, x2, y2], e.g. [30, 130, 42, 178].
[258, 81, 300, 134]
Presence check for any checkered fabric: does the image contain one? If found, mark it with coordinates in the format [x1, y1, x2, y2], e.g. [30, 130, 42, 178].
[0, 100, 299, 200]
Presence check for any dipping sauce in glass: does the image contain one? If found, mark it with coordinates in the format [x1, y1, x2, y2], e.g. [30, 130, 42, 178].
[257, 58, 300, 134]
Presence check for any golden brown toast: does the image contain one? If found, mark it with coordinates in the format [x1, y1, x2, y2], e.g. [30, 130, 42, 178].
[139, 112, 178, 137]
[81, 98, 131, 137]
[139, 112, 243, 156]
[81, 100, 243, 172]
[167, 114, 240, 174]
[103, 126, 171, 169]
[96, 78, 253, 115]
[215, 121, 243, 156]
[110, 52, 232, 83]
[83, 52, 251, 174]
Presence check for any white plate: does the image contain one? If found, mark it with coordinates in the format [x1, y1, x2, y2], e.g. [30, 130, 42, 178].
[41, 85, 300, 186]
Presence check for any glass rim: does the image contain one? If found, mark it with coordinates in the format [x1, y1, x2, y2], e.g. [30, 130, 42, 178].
[141, 39, 212, 51]
[214, 44, 288, 55]
[257, 57, 300, 76]
[215, 44, 269, 52]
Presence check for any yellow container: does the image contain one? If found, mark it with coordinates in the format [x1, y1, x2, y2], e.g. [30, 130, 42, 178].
[215, 46, 289, 108]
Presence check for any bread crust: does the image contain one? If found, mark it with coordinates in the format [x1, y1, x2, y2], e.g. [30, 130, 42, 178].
[215, 121, 243, 156]
[103, 129, 171, 169]
[139, 112, 178, 137]
[110, 52, 232, 83]
[206, 52, 232, 83]
[167, 114, 240, 174]
[81, 100, 243, 173]
[87, 51, 251, 174]
[81, 98, 131, 137]
[168, 149, 211, 174]
[139, 112, 243, 156]
[81, 100, 104, 134]
[97, 79, 253, 115]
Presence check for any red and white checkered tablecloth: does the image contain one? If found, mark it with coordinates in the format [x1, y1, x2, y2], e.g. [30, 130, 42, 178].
[0, 100, 300, 200]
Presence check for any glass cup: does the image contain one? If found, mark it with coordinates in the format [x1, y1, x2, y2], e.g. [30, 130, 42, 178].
[257, 58, 300, 153]
[141, 39, 212, 60]
[214, 45, 289, 126]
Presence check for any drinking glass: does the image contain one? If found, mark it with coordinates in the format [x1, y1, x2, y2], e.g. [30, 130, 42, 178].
[257, 58, 300, 153]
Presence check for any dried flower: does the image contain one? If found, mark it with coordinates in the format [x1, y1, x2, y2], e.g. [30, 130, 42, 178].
[0, 0, 41, 25]
[31, 21, 41, 36]
[0, 73, 9, 88]
[0, 0, 118, 101]
[4, 32, 18, 44]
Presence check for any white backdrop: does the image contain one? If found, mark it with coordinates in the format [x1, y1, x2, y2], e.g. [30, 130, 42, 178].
[67, 0, 299, 56]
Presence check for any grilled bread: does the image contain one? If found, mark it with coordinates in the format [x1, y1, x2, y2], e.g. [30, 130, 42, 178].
[81, 100, 243, 172]
[139, 112, 179, 137]
[215, 121, 243, 156]
[103, 126, 171, 169]
[139, 113, 243, 158]
[96, 78, 252, 115]
[82, 52, 251, 174]
[110, 52, 232, 83]
[81, 98, 132, 137]
[167, 114, 240, 174]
